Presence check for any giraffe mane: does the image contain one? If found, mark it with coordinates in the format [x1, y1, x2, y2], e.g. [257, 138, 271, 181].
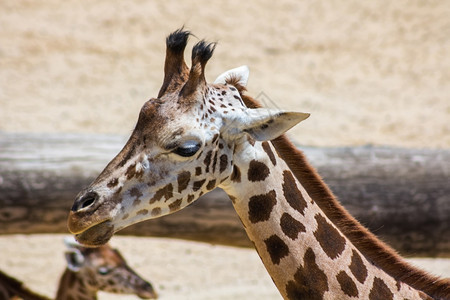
[238, 91, 450, 299]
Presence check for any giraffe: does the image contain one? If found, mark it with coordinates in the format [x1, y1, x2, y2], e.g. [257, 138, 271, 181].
[67, 29, 450, 299]
[56, 237, 157, 300]
[0, 238, 157, 300]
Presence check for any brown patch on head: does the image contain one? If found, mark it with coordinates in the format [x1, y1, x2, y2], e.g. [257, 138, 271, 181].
[117, 143, 137, 168]
[187, 194, 195, 203]
[262, 142, 276, 166]
[280, 213, 306, 240]
[313, 214, 346, 259]
[336, 271, 358, 297]
[130, 187, 143, 199]
[136, 209, 149, 216]
[247, 159, 270, 182]
[177, 171, 191, 193]
[264, 234, 289, 265]
[230, 165, 241, 182]
[248, 190, 277, 223]
[369, 277, 394, 300]
[107, 178, 119, 188]
[285, 248, 328, 299]
[219, 154, 228, 173]
[206, 179, 216, 190]
[125, 163, 137, 180]
[195, 167, 202, 176]
[282, 170, 307, 215]
[151, 207, 161, 216]
[204, 150, 212, 172]
[212, 151, 218, 173]
[132, 198, 141, 207]
[193, 179, 206, 191]
[149, 183, 173, 204]
[349, 249, 368, 284]
[169, 199, 183, 212]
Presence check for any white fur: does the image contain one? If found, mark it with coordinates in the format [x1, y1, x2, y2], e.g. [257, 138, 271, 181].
[224, 108, 310, 141]
[214, 65, 250, 86]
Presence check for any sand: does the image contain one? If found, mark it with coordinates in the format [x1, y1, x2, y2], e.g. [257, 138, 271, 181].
[0, 0, 449, 299]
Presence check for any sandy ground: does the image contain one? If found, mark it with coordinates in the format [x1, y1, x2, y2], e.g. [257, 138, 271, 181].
[0, 0, 449, 299]
[0, 235, 449, 300]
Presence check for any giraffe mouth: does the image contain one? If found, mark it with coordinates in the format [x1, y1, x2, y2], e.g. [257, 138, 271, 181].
[74, 220, 115, 247]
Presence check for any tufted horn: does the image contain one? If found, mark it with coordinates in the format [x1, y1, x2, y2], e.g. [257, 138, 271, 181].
[157, 28, 191, 98]
[180, 40, 216, 97]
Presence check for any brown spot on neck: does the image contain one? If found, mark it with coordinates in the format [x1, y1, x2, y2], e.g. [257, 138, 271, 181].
[336, 271, 358, 297]
[313, 214, 346, 259]
[285, 247, 328, 299]
[262, 141, 276, 166]
[264, 234, 289, 265]
[230, 165, 241, 182]
[369, 277, 394, 300]
[280, 213, 306, 240]
[282, 170, 307, 215]
[349, 249, 368, 284]
[247, 159, 270, 182]
[248, 190, 277, 223]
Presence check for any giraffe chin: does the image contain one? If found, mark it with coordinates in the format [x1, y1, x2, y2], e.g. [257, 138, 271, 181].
[74, 220, 115, 247]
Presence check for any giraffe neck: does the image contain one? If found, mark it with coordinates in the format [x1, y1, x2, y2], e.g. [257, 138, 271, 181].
[220, 141, 430, 299]
[56, 269, 97, 300]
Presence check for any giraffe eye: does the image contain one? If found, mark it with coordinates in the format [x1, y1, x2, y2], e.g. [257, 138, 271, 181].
[173, 140, 201, 157]
[98, 266, 112, 275]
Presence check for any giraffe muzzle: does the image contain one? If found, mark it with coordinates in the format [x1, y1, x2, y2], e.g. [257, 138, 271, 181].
[73, 219, 115, 247]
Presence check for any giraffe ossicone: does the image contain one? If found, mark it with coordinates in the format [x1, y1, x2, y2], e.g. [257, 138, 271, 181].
[68, 29, 449, 299]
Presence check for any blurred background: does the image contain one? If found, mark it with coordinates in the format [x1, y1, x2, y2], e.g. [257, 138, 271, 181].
[0, 0, 449, 299]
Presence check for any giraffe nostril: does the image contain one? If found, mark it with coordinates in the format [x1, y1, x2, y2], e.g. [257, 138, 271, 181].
[72, 191, 99, 212]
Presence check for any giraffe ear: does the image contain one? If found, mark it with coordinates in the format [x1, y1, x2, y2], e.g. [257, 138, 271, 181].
[65, 248, 85, 272]
[214, 65, 249, 86]
[230, 108, 310, 141]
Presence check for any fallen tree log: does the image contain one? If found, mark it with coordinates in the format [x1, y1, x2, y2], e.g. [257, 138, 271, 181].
[0, 132, 449, 257]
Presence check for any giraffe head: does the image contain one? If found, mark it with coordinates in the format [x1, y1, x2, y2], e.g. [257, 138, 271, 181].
[63, 237, 157, 299]
[68, 28, 309, 246]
